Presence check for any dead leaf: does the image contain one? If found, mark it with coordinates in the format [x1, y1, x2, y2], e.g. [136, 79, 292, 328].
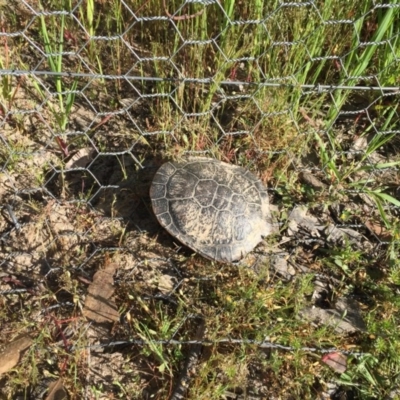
[325, 224, 365, 246]
[299, 297, 366, 334]
[351, 136, 368, 152]
[65, 147, 95, 169]
[364, 220, 393, 241]
[299, 171, 326, 190]
[45, 378, 68, 400]
[83, 263, 119, 324]
[287, 206, 324, 237]
[157, 274, 177, 293]
[299, 107, 323, 129]
[0, 334, 33, 375]
[271, 254, 295, 280]
[321, 352, 347, 374]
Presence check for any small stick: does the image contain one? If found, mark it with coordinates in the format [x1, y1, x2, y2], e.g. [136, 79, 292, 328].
[5, 204, 21, 231]
[299, 107, 320, 129]
[170, 317, 206, 400]
[163, 0, 205, 21]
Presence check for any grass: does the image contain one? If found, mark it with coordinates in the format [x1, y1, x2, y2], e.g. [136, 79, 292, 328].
[0, 0, 400, 399]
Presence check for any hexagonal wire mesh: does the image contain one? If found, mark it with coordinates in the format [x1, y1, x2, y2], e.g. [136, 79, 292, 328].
[0, 0, 399, 398]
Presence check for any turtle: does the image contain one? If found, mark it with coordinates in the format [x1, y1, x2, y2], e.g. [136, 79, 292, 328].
[150, 157, 274, 263]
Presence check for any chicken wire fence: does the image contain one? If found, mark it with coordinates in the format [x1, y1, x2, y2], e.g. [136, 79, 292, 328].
[0, 0, 400, 394]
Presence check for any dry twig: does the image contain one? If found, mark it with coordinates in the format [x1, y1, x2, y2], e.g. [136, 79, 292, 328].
[170, 317, 206, 400]
[163, 0, 205, 21]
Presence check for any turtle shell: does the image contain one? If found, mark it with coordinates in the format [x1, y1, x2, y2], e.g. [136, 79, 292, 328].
[150, 157, 273, 263]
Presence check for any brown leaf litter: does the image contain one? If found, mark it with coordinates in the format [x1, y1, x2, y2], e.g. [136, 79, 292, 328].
[83, 262, 119, 324]
[44, 378, 68, 400]
[321, 351, 347, 374]
[0, 334, 33, 375]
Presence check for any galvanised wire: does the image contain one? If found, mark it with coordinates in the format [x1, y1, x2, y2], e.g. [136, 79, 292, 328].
[0, 0, 399, 357]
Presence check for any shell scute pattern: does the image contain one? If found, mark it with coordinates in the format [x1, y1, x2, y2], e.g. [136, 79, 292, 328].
[213, 210, 233, 244]
[229, 173, 253, 193]
[231, 194, 247, 215]
[195, 180, 218, 207]
[167, 169, 197, 199]
[213, 167, 232, 186]
[213, 185, 232, 210]
[152, 197, 168, 214]
[169, 199, 198, 234]
[157, 210, 172, 228]
[150, 157, 273, 263]
[233, 216, 248, 241]
[185, 160, 216, 178]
